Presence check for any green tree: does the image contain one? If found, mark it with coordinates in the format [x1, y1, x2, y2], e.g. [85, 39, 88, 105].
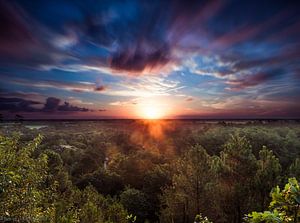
[76, 168, 124, 196]
[78, 186, 127, 223]
[0, 134, 54, 222]
[255, 147, 282, 210]
[160, 145, 215, 223]
[289, 158, 300, 179]
[246, 178, 300, 223]
[216, 134, 258, 223]
[142, 164, 172, 221]
[120, 188, 150, 223]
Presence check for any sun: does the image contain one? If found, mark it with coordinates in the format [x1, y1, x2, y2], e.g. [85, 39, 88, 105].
[138, 101, 166, 119]
[143, 106, 162, 119]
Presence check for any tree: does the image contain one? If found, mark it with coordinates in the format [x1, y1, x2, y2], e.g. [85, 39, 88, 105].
[0, 134, 54, 222]
[142, 164, 172, 221]
[0, 134, 130, 223]
[255, 147, 281, 210]
[160, 144, 216, 223]
[43, 149, 72, 193]
[216, 134, 258, 223]
[120, 188, 150, 223]
[289, 158, 300, 179]
[108, 150, 157, 189]
[78, 186, 128, 223]
[76, 168, 124, 196]
[246, 178, 300, 223]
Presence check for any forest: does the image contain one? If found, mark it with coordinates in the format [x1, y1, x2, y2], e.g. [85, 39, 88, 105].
[0, 120, 299, 223]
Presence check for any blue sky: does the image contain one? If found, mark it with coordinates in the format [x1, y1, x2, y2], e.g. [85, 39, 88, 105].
[0, 0, 300, 119]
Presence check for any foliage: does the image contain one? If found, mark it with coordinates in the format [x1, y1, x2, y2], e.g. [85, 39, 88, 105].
[255, 147, 282, 209]
[0, 134, 54, 222]
[245, 178, 300, 223]
[245, 210, 283, 223]
[289, 158, 300, 179]
[160, 144, 216, 222]
[1, 122, 300, 223]
[194, 213, 213, 223]
[120, 188, 150, 223]
[0, 134, 130, 223]
[216, 134, 258, 222]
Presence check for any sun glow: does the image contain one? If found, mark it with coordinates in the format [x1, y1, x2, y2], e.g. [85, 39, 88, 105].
[138, 100, 167, 119]
[143, 106, 162, 119]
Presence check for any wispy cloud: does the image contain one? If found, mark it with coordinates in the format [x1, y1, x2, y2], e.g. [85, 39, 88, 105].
[105, 76, 184, 98]
[2, 75, 106, 93]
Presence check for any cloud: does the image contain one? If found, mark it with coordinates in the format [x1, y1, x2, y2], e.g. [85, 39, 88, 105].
[226, 69, 284, 90]
[182, 55, 235, 79]
[0, 97, 42, 112]
[0, 1, 74, 70]
[57, 101, 89, 112]
[2, 75, 106, 93]
[0, 96, 96, 113]
[0, 0, 225, 75]
[185, 97, 194, 102]
[105, 76, 184, 97]
[1, 0, 300, 79]
[109, 98, 139, 106]
[232, 47, 300, 71]
[94, 85, 107, 91]
[0, 91, 45, 102]
[42, 97, 92, 112]
[109, 46, 170, 73]
[43, 97, 60, 111]
[0, 1, 33, 54]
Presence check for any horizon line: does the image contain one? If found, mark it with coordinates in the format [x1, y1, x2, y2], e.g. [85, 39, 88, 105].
[2, 118, 300, 122]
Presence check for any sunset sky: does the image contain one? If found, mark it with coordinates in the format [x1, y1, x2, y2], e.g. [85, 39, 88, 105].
[1, 0, 300, 119]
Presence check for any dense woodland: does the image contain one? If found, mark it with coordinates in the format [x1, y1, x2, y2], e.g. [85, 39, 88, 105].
[0, 120, 299, 223]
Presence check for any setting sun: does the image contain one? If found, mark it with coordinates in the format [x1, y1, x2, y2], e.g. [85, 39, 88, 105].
[137, 100, 168, 119]
[143, 106, 162, 119]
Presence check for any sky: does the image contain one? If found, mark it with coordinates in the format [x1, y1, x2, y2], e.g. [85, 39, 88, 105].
[0, 0, 300, 119]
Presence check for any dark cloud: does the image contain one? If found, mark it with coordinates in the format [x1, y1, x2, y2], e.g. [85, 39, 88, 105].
[0, 1, 33, 52]
[233, 48, 300, 71]
[0, 91, 43, 100]
[0, 1, 72, 69]
[0, 96, 93, 113]
[0, 0, 221, 73]
[227, 69, 284, 90]
[0, 97, 41, 112]
[43, 97, 91, 112]
[94, 85, 107, 91]
[109, 47, 170, 72]
[43, 97, 60, 112]
[57, 101, 89, 112]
